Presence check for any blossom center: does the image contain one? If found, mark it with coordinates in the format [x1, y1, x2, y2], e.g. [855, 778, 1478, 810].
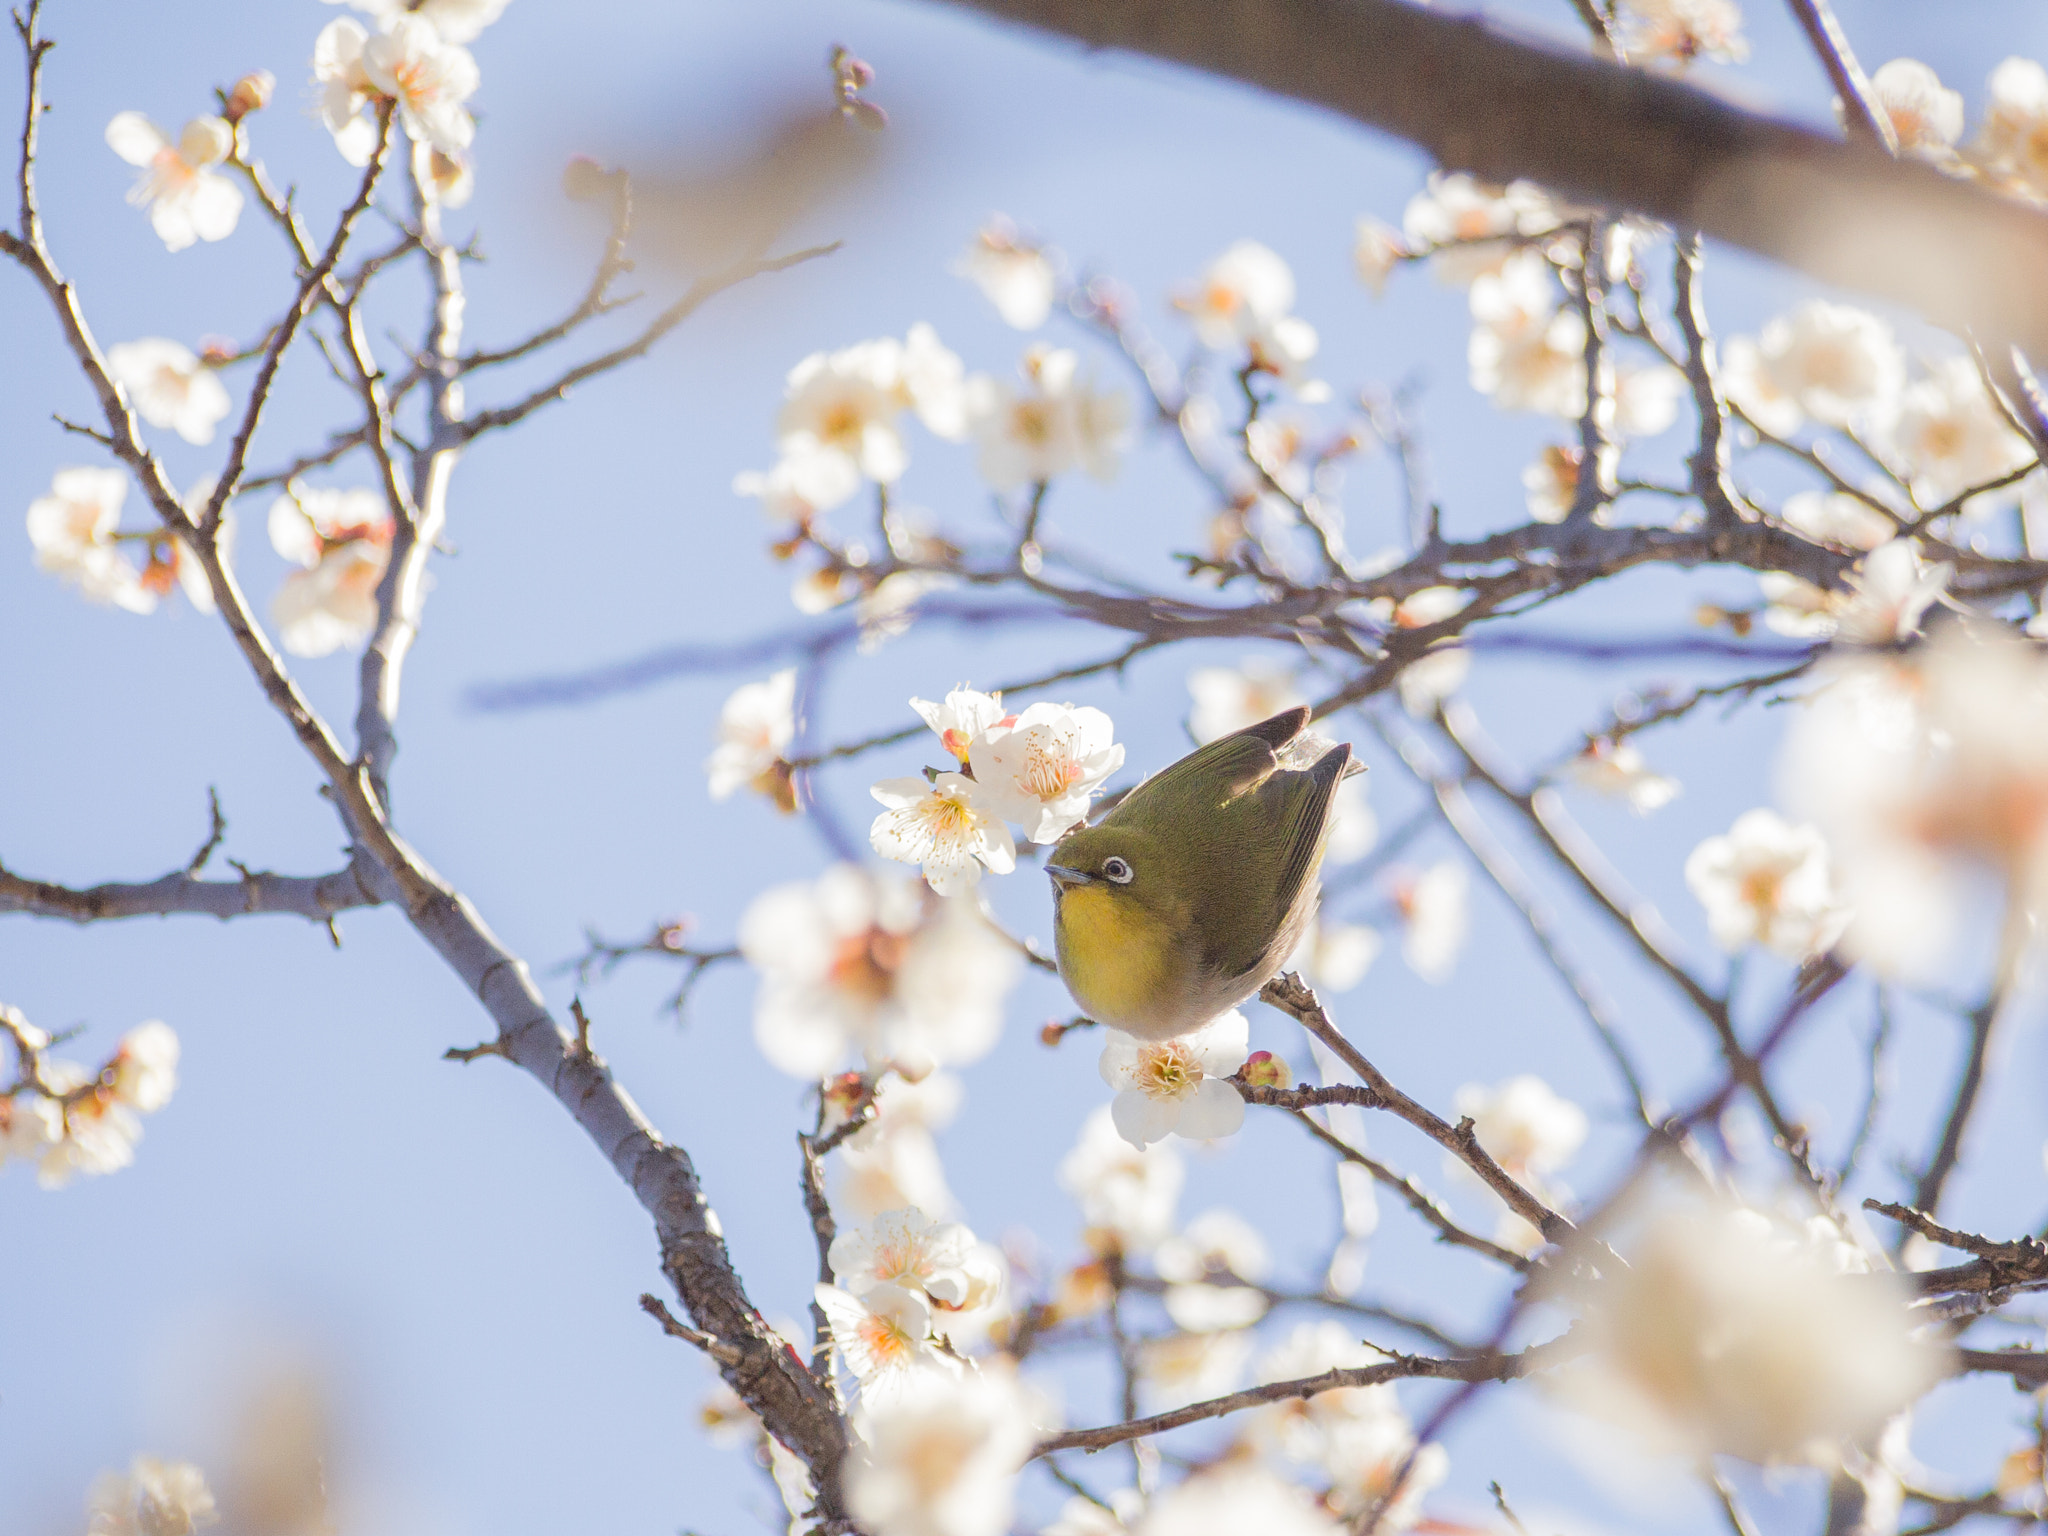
[1136, 1041, 1202, 1100]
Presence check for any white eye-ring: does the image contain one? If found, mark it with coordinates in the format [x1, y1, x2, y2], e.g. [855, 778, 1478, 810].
[1102, 856, 1134, 885]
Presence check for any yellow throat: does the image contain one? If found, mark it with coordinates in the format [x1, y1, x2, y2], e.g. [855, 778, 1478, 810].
[1053, 882, 1185, 1035]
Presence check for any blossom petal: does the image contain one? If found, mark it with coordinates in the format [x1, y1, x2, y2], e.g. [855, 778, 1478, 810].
[1175, 1078, 1247, 1142]
[1111, 1088, 1180, 1149]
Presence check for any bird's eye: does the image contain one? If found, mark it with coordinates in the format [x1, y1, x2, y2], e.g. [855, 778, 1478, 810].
[1102, 856, 1134, 885]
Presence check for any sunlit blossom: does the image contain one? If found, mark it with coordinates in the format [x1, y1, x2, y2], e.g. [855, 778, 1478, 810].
[1393, 861, 1468, 982]
[1402, 174, 1562, 285]
[1454, 1075, 1586, 1183]
[105, 112, 242, 251]
[1158, 1207, 1271, 1332]
[1523, 444, 1582, 523]
[361, 16, 480, 155]
[1468, 251, 1586, 418]
[706, 669, 797, 806]
[958, 219, 1057, 329]
[324, 0, 510, 46]
[1835, 538, 1951, 646]
[816, 1281, 952, 1394]
[1685, 808, 1844, 960]
[830, 1207, 998, 1311]
[1132, 1465, 1341, 1536]
[268, 488, 394, 657]
[733, 447, 862, 526]
[1325, 774, 1377, 864]
[1616, 0, 1749, 67]
[87, 1455, 218, 1536]
[964, 345, 1129, 491]
[1564, 738, 1680, 813]
[911, 685, 1008, 767]
[1780, 489, 1896, 551]
[1177, 240, 1296, 349]
[1977, 57, 2048, 200]
[846, 1364, 1041, 1536]
[1059, 1104, 1183, 1253]
[1352, 216, 1407, 295]
[1186, 658, 1304, 745]
[1753, 302, 1905, 429]
[780, 339, 915, 484]
[1287, 918, 1381, 993]
[968, 702, 1124, 843]
[1868, 59, 1964, 158]
[26, 466, 148, 612]
[1883, 356, 2034, 509]
[1098, 1009, 1249, 1149]
[107, 338, 231, 445]
[1136, 1327, 1252, 1413]
[870, 773, 1018, 895]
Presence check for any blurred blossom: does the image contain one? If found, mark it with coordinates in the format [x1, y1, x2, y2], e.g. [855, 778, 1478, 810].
[1613, 361, 1685, 439]
[1746, 302, 1905, 430]
[1288, 918, 1381, 992]
[1131, 1465, 1341, 1536]
[1783, 623, 2048, 977]
[1684, 809, 1844, 960]
[87, 1456, 218, 1536]
[1137, 1326, 1252, 1412]
[840, 1120, 958, 1221]
[1564, 738, 1680, 813]
[1454, 1075, 1587, 1182]
[1721, 335, 1804, 437]
[968, 702, 1124, 843]
[1976, 57, 2048, 200]
[1394, 861, 1468, 982]
[1396, 647, 1470, 717]
[780, 338, 918, 483]
[705, 668, 796, 805]
[1402, 174, 1562, 286]
[739, 866, 1018, 1076]
[817, 1282, 954, 1396]
[1779, 489, 1896, 552]
[1176, 239, 1297, 349]
[1044, 1492, 1140, 1535]
[1867, 59, 1964, 158]
[1159, 1207, 1272, 1331]
[413, 140, 475, 206]
[957, 218, 1057, 329]
[1467, 251, 1586, 418]
[964, 345, 1129, 490]
[870, 774, 1019, 895]
[1098, 1009, 1250, 1149]
[1186, 658, 1305, 744]
[1059, 1106, 1183, 1254]
[1616, 0, 1749, 67]
[1556, 1197, 1946, 1462]
[1523, 444, 1582, 523]
[105, 112, 241, 251]
[733, 446, 862, 525]
[27, 466, 150, 612]
[1352, 216, 1407, 295]
[268, 488, 394, 657]
[846, 1365, 1041, 1536]
[313, 19, 381, 164]
[362, 16, 480, 154]
[108, 339, 232, 445]
[911, 685, 1010, 767]
[831, 1207, 1001, 1314]
[1325, 775, 1377, 864]
[1882, 357, 2034, 509]
[326, 0, 512, 46]
[1835, 539, 1950, 646]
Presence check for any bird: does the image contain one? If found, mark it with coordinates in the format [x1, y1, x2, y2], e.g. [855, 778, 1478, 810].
[1044, 706, 1360, 1042]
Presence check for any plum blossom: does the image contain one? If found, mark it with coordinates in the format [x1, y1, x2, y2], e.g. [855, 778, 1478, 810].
[1883, 357, 2034, 509]
[964, 345, 1129, 490]
[831, 1208, 1002, 1314]
[313, 19, 382, 165]
[1977, 57, 2048, 200]
[1177, 240, 1296, 349]
[845, 1365, 1040, 1536]
[739, 866, 1019, 1076]
[1749, 302, 1905, 430]
[87, 1455, 218, 1536]
[1557, 1197, 1946, 1461]
[1132, 1466, 1342, 1536]
[1614, 360, 1685, 439]
[413, 140, 474, 207]
[1835, 539, 1951, 646]
[1288, 918, 1381, 993]
[732, 448, 861, 526]
[1186, 658, 1304, 744]
[1564, 738, 1680, 813]
[361, 16, 480, 155]
[107, 339, 231, 445]
[1390, 586, 1474, 719]
[840, 1115, 959, 1221]
[105, 113, 242, 251]
[1780, 490, 1896, 552]
[1616, 0, 1749, 67]
[1326, 775, 1377, 864]
[1455, 1076, 1587, 1183]
[1394, 861, 1468, 982]
[816, 1282, 953, 1396]
[23, 1021, 182, 1191]
[1721, 335, 1804, 438]
[1868, 59, 1964, 158]
[1058, 1106, 1183, 1252]
[706, 669, 797, 806]
[268, 488, 394, 657]
[1685, 809, 1844, 960]
[324, 0, 510, 45]
[1251, 1323, 1447, 1529]
[958, 219, 1057, 329]
[779, 339, 916, 484]
[870, 774, 1018, 895]
[1783, 624, 2048, 976]
[912, 685, 1008, 767]
[107, 1021, 180, 1115]
[1468, 251, 1586, 418]
[27, 467, 149, 612]
[1098, 1009, 1249, 1149]
[1044, 1494, 1140, 1536]
[1158, 1208, 1271, 1332]
[1523, 444, 1582, 523]
[1352, 217, 1407, 295]
[1402, 174, 1563, 285]
[1136, 1327, 1252, 1412]
[968, 702, 1123, 843]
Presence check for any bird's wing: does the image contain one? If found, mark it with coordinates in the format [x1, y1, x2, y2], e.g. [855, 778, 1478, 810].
[1102, 708, 1307, 827]
[1199, 741, 1353, 982]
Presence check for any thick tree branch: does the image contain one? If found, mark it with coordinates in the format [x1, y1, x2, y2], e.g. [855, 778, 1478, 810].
[926, 0, 2048, 355]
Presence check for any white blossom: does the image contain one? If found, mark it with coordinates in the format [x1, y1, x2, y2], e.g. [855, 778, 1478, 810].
[1558, 1197, 1946, 1461]
[899, 323, 971, 441]
[323, 0, 510, 46]
[1326, 775, 1377, 864]
[1614, 360, 1685, 439]
[830, 1208, 999, 1311]
[1453, 1075, 1586, 1194]
[1753, 302, 1905, 429]
[108, 1022, 179, 1114]
[706, 669, 797, 803]
[870, 774, 1019, 895]
[1721, 334, 1805, 437]
[413, 139, 474, 206]
[968, 702, 1124, 843]
[846, 1365, 1040, 1536]
[1186, 658, 1304, 745]
[107, 339, 231, 445]
[1136, 1327, 1252, 1412]
[1178, 240, 1296, 349]
[1158, 1207, 1272, 1331]
[740, 866, 1019, 1076]
[87, 1455, 218, 1536]
[964, 346, 1128, 491]
[1835, 538, 1951, 646]
[1468, 252, 1586, 418]
[1868, 59, 1964, 158]
[1131, 1466, 1341, 1536]
[1098, 1010, 1249, 1149]
[0, 1091, 63, 1170]
[817, 1282, 953, 1394]
[1352, 217, 1407, 295]
[1883, 357, 2034, 509]
[1522, 444, 1582, 523]
[267, 488, 394, 657]
[105, 113, 242, 251]
[958, 219, 1057, 329]
[1395, 861, 1468, 982]
[26, 467, 148, 611]
[841, 1122, 958, 1222]
[1402, 174, 1562, 285]
[1977, 57, 2048, 200]
[361, 16, 480, 155]
[911, 686, 1009, 768]
[313, 19, 382, 165]
[733, 448, 862, 526]
[780, 339, 914, 484]
[1058, 1105, 1183, 1252]
[1782, 624, 2048, 976]
[1288, 919, 1381, 993]
[1780, 490, 1896, 552]
[1616, 0, 1749, 67]
[1684, 809, 1844, 961]
[1564, 738, 1679, 813]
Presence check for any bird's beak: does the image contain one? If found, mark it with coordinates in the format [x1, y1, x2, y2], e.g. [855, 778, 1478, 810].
[1044, 863, 1095, 890]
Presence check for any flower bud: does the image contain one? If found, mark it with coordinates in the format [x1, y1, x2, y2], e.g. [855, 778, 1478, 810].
[1240, 1050, 1292, 1089]
[224, 69, 275, 123]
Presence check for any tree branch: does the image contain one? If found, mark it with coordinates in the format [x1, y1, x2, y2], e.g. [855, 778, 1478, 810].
[0, 856, 378, 926]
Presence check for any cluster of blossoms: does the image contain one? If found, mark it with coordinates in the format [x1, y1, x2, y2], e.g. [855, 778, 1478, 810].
[25, 467, 219, 615]
[1175, 239, 1325, 399]
[1448, 1074, 1588, 1254]
[2, 1012, 181, 1189]
[86, 1454, 218, 1536]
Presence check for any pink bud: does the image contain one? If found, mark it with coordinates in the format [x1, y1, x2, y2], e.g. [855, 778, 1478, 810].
[1241, 1050, 1292, 1089]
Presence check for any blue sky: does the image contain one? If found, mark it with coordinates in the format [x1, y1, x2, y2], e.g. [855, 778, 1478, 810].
[7, 2, 2048, 1533]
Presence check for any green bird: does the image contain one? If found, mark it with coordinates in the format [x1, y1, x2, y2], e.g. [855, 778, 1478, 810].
[1044, 706, 1359, 1041]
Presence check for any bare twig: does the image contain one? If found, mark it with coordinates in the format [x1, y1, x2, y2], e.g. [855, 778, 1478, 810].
[1784, 0, 1896, 153]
